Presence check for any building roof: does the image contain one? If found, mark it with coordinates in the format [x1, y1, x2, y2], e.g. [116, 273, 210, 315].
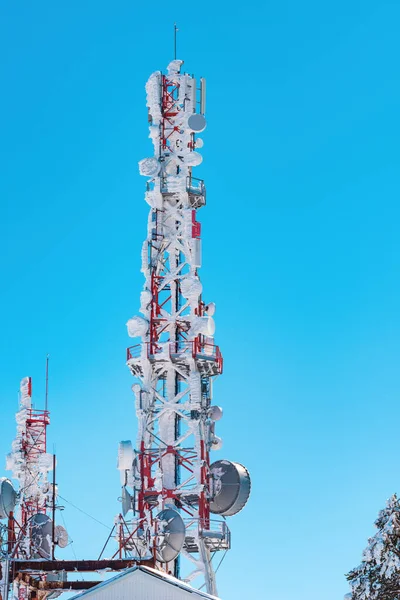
[69, 565, 220, 600]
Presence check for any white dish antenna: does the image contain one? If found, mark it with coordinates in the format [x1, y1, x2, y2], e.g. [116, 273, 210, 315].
[208, 406, 223, 422]
[211, 436, 223, 451]
[139, 157, 160, 177]
[121, 486, 133, 516]
[126, 316, 148, 338]
[54, 524, 69, 548]
[0, 478, 17, 520]
[118, 440, 134, 471]
[184, 152, 203, 167]
[155, 508, 185, 563]
[205, 302, 215, 316]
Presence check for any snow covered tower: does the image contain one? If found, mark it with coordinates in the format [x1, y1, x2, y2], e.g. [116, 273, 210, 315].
[3, 376, 54, 559]
[118, 59, 251, 596]
[0, 376, 69, 600]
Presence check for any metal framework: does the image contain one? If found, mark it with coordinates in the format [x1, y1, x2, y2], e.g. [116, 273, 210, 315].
[4, 377, 52, 560]
[119, 60, 227, 596]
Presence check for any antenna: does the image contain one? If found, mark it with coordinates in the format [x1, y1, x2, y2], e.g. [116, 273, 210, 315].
[121, 58, 251, 596]
[174, 23, 178, 60]
[45, 354, 49, 411]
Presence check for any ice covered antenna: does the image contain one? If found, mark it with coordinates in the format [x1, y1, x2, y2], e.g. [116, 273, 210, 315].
[6, 377, 52, 531]
[0, 376, 68, 564]
[118, 58, 251, 596]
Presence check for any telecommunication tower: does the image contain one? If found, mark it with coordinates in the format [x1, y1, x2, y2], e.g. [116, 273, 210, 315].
[0, 377, 68, 600]
[117, 59, 251, 596]
[7, 377, 51, 531]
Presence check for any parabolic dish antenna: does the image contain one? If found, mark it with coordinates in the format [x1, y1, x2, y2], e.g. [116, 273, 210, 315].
[30, 513, 53, 559]
[121, 486, 133, 516]
[209, 460, 251, 517]
[188, 113, 206, 132]
[0, 478, 17, 520]
[208, 405, 223, 421]
[54, 525, 69, 548]
[184, 152, 203, 167]
[155, 508, 185, 563]
[138, 157, 160, 177]
[211, 436, 223, 451]
[205, 301, 216, 316]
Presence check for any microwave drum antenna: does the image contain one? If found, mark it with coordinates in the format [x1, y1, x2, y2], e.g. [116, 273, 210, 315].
[209, 460, 251, 517]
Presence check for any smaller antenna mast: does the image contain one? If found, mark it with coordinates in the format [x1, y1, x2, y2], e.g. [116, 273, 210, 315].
[174, 23, 178, 60]
[45, 354, 49, 411]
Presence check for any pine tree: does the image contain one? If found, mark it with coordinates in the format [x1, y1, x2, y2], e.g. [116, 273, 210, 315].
[346, 494, 400, 600]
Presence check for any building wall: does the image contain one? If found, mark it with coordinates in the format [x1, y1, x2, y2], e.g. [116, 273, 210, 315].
[78, 570, 211, 600]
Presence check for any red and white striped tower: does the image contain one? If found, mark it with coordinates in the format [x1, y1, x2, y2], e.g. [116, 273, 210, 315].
[6, 377, 52, 558]
[118, 59, 230, 595]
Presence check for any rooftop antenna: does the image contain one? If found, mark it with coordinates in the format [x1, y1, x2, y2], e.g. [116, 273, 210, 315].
[45, 354, 49, 411]
[174, 23, 178, 60]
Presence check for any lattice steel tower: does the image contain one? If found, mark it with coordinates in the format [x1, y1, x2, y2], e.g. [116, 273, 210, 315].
[5, 377, 52, 558]
[117, 59, 250, 596]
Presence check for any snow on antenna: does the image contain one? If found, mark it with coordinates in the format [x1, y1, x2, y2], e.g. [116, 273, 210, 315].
[0, 375, 68, 568]
[117, 57, 251, 596]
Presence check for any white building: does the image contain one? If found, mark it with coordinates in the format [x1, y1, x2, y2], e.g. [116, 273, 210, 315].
[69, 566, 221, 600]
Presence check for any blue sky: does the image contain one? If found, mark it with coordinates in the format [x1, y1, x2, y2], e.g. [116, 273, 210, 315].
[1, 1, 400, 599]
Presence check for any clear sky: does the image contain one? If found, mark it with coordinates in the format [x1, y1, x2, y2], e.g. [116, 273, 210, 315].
[1, 1, 400, 599]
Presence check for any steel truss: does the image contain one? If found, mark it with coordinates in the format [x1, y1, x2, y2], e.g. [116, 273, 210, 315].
[121, 60, 227, 596]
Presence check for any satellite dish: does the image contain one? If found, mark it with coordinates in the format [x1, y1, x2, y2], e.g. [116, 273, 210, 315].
[211, 436, 223, 451]
[208, 406, 223, 421]
[195, 137, 204, 149]
[126, 316, 148, 338]
[121, 486, 133, 516]
[209, 460, 251, 517]
[54, 525, 69, 548]
[138, 157, 160, 177]
[30, 513, 53, 559]
[155, 508, 185, 563]
[205, 302, 215, 316]
[184, 152, 203, 167]
[0, 478, 17, 520]
[188, 114, 206, 133]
